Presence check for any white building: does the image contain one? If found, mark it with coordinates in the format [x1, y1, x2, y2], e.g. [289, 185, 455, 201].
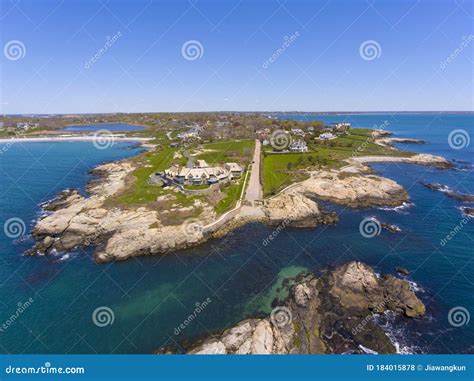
[334, 123, 351, 133]
[163, 161, 243, 186]
[319, 132, 336, 141]
[291, 128, 305, 137]
[194, 159, 209, 168]
[224, 162, 244, 177]
[288, 140, 308, 153]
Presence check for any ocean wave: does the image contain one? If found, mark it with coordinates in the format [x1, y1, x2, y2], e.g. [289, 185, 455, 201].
[374, 311, 422, 354]
[378, 202, 414, 214]
[50, 249, 78, 262]
[407, 279, 424, 293]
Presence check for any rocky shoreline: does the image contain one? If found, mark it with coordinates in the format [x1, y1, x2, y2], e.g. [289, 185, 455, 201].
[421, 182, 474, 202]
[158, 261, 425, 354]
[25, 140, 452, 263]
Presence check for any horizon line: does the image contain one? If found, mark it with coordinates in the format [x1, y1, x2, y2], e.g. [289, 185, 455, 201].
[2, 110, 474, 117]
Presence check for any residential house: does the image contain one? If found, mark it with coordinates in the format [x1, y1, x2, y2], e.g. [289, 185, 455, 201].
[288, 140, 308, 153]
[319, 132, 336, 141]
[291, 128, 305, 137]
[334, 123, 351, 134]
[194, 159, 209, 168]
[224, 162, 244, 177]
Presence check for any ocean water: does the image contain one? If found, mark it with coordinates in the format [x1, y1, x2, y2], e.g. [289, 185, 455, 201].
[0, 114, 473, 354]
[60, 123, 145, 132]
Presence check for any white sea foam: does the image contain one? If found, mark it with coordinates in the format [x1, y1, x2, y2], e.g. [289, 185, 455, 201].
[374, 311, 422, 354]
[378, 202, 414, 214]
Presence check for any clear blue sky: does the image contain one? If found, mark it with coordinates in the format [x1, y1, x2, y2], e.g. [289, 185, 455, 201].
[1, 0, 473, 114]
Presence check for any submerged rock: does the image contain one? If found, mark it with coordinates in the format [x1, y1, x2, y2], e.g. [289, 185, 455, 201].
[421, 182, 474, 202]
[381, 223, 402, 233]
[165, 261, 425, 355]
[396, 267, 410, 276]
[460, 207, 474, 217]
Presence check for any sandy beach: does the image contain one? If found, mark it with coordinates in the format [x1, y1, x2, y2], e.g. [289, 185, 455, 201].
[0, 135, 152, 144]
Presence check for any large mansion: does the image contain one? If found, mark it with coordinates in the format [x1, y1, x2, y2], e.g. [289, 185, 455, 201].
[159, 160, 244, 186]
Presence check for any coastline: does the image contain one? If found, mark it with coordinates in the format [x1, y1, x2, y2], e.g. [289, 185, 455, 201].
[23, 129, 453, 263]
[0, 135, 153, 144]
[3, 116, 471, 355]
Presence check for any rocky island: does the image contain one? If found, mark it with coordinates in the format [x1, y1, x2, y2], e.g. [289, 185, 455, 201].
[158, 261, 425, 354]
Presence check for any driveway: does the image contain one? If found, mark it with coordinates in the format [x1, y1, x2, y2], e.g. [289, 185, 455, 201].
[245, 139, 263, 201]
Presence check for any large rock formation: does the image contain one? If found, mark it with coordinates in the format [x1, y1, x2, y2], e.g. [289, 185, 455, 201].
[262, 190, 338, 227]
[27, 161, 216, 262]
[172, 262, 425, 354]
[298, 170, 409, 208]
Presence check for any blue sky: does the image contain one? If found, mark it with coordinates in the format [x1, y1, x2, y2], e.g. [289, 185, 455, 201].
[1, 0, 473, 114]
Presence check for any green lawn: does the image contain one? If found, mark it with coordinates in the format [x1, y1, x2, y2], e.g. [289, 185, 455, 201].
[263, 128, 414, 196]
[196, 139, 255, 165]
[115, 147, 193, 205]
[184, 184, 210, 190]
[215, 174, 246, 214]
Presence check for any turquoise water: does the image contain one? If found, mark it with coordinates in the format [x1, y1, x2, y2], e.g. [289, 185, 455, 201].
[61, 123, 145, 132]
[0, 114, 473, 354]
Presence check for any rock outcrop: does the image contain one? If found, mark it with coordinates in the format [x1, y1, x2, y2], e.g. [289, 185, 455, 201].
[297, 170, 408, 208]
[27, 160, 216, 262]
[348, 154, 452, 169]
[421, 182, 474, 202]
[173, 261, 425, 354]
[262, 190, 338, 227]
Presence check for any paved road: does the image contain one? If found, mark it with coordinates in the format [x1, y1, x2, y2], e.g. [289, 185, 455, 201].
[245, 139, 263, 201]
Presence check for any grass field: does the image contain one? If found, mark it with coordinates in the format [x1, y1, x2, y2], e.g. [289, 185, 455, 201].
[184, 184, 210, 190]
[215, 174, 246, 214]
[113, 141, 250, 213]
[115, 147, 192, 206]
[196, 139, 254, 165]
[263, 128, 413, 196]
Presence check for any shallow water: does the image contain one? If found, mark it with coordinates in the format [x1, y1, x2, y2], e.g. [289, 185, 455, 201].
[0, 114, 473, 354]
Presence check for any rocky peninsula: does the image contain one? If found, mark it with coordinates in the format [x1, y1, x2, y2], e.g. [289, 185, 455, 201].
[159, 261, 425, 354]
[26, 150, 451, 263]
[25, 124, 452, 263]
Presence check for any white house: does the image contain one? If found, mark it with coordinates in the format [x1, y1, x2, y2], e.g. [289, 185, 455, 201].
[163, 161, 243, 186]
[224, 162, 244, 177]
[334, 123, 351, 133]
[291, 128, 305, 137]
[194, 159, 209, 168]
[164, 166, 230, 186]
[319, 132, 336, 141]
[288, 140, 308, 153]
